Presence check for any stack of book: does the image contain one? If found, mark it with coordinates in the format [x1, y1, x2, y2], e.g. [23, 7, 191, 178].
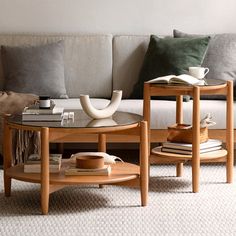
[161, 139, 223, 155]
[24, 153, 62, 173]
[22, 104, 64, 121]
[65, 164, 111, 176]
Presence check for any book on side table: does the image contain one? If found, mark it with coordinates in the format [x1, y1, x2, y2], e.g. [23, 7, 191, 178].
[24, 153, 62, 173]
[147, 74, 205, 86]
[161, 139, 222, 155]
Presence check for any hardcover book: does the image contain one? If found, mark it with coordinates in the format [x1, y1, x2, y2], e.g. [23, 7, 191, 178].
[65, 164, 111, 176]
[22, 113, 63, 121]
[147, 74, 205, 85]
[161, 146, 222, 155]
[24, 154, 62, 173]
[162, 139, 222, 151]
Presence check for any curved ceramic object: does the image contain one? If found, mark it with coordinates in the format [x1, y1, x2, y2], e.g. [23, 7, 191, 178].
[80, 90, 122, 119]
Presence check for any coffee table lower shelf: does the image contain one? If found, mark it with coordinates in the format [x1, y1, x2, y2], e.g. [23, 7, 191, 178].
[6, 160, 140, 185]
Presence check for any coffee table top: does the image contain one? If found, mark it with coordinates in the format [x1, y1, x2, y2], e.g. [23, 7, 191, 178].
[8, 110, 143, 129]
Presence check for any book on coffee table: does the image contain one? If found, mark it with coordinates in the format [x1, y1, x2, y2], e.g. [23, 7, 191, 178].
[65, 165, 111, 176]
[24, 153, 62, 173]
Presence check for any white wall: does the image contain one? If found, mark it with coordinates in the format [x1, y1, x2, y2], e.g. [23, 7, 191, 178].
[0, 0, 236, 35]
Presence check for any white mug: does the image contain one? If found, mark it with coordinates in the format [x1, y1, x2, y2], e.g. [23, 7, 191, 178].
[189, 67, 209, 79]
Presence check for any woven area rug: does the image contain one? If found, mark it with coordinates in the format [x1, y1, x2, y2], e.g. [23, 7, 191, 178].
[1, 163, 236, 236]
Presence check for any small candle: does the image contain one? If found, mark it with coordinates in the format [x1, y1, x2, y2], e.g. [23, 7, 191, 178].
[39, 95, 51, 109]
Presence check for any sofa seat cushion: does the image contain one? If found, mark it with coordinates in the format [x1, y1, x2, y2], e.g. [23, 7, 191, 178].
[52, 98, 235, 129]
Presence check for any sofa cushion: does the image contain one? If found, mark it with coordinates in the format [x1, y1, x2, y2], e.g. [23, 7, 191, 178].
[112, 35, 150, 98]
[0, 34, 113, 98]
[174, 30, 236, 100]
[131, 35, 210, 99]
[116, 99, 235, 130]
[1, 41, 68, 99]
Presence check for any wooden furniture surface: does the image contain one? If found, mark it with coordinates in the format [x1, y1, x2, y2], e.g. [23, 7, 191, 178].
[3, 111, 149, 215]
[143, 79, 234, 193]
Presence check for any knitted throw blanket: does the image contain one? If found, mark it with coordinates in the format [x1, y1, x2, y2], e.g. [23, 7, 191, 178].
[0, 91, 38, 163]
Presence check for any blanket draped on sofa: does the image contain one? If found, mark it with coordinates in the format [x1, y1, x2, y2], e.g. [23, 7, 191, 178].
[0, 91, 38, 163]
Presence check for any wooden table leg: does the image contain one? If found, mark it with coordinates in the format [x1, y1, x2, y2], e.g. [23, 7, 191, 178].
[98, 134, 106, 188]
[3, 119, 12, 197]
[226, 80, 234, 183]
[41, 127, 50, 215]
[98, 134, 106, 153]
[140, 121, 148, 206]
[192, 86, 200, 193]
[176, 95, 184, 177]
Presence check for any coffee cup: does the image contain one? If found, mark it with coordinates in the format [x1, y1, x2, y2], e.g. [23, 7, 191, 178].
[189, 67, 209, 79]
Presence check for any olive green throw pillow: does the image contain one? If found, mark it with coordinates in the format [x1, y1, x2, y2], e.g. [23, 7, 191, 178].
[131, 35, 210, 99]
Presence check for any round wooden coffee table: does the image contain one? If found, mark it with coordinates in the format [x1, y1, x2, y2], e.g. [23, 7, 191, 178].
[3, 110, 148, 215]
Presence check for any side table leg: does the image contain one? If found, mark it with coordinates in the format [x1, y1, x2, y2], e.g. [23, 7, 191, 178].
[176, 163, 183, 177]
[140, 121, 148, 206]
[41, 127, 50, 215]
[176, 95, 184, 177]
[3, 120, 12, 197]
[192, 86, 200, 193]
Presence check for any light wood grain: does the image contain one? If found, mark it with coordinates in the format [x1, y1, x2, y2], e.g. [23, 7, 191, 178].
[176, 95, 184, 177]
[6, 161, 140, 185]
[41, 127, 50, 215]
[226, 80, 234, 183]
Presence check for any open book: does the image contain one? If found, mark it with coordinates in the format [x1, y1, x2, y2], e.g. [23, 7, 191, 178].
[147, 74, 205, 85]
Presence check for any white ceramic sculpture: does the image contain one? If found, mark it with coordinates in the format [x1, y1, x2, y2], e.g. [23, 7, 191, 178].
[80, 90, 122, 119]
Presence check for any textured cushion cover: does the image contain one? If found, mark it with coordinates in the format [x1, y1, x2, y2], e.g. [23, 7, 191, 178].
[1, 41, 68, 99]
[174, 29, 236, 100]
[131, 35, 210, 100]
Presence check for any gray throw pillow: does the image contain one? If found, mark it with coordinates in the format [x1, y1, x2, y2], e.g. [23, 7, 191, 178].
[1, 41, 68, 99]
[174, 29, 236, 100]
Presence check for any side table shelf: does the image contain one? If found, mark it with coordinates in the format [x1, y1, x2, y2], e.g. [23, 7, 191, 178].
[151, 146, 228, 162]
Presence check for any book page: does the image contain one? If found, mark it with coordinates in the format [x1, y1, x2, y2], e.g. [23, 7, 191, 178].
[169, 74, 202, 85]
[147, 75, 176, 84]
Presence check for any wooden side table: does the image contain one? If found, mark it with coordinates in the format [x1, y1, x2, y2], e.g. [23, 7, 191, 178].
[143, 80, 234, 192]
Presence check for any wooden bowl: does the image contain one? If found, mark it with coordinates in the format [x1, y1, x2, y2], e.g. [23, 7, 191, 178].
[76, 155, 104, 169]
[167, 123, 208, 143]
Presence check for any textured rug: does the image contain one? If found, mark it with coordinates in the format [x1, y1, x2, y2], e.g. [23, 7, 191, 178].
[1, 162, 236, 236]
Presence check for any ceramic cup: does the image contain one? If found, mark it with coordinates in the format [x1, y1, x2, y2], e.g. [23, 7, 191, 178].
[189, 67, 209, 79]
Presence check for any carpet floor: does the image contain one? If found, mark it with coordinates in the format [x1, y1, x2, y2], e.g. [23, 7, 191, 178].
[1, 160, 236, 235]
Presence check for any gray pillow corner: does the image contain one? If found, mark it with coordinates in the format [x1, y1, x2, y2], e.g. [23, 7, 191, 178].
[1, 41, 67, 99]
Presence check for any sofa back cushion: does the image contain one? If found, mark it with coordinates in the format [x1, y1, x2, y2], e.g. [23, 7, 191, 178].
[0, 34, 113, 98]
[113, 35, 150, 98]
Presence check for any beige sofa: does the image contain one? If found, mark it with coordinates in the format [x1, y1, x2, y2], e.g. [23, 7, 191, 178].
[0, 34, 235, 146]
